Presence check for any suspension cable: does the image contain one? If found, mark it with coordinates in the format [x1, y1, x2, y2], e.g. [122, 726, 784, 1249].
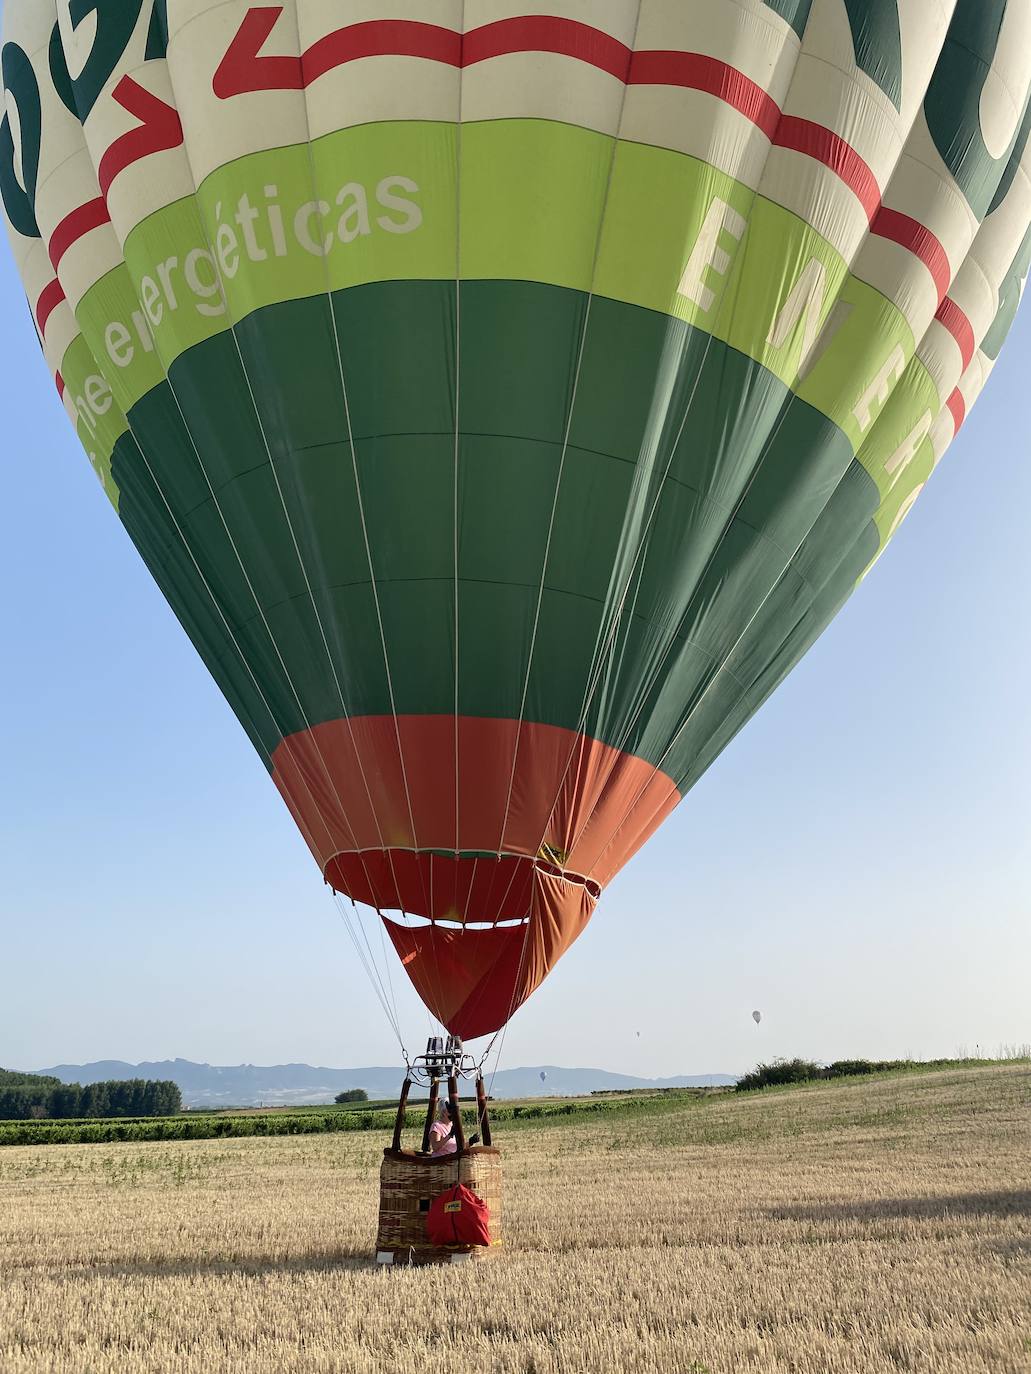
[332, 893, 406, 1054]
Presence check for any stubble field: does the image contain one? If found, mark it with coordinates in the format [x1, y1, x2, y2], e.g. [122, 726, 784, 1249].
[1, 1065, 1028, 1373]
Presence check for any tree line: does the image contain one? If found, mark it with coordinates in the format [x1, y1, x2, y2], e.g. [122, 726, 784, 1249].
[732, 1055, 1029, 1092]
[0, 1091, 670, 1146]
[0, 1068, 181, 1120]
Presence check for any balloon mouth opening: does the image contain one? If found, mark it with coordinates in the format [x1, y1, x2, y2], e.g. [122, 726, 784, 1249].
[356, 854, 602, 1039]
[324, 847, 601, 924]
[382, 912, 529, 931]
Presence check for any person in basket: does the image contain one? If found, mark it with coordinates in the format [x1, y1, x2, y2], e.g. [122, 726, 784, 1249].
[428, 1100, 458, 1155]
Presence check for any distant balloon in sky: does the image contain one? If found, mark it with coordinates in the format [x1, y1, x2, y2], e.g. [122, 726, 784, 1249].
[752, 1011, 762, 1025]
[539, 1071, 547, 1083]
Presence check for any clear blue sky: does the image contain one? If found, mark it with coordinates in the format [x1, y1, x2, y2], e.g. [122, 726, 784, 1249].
[2, 237, 1028, 1079]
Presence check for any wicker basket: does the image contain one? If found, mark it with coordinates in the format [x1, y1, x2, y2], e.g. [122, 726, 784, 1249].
[376, 1146, 503, 1265]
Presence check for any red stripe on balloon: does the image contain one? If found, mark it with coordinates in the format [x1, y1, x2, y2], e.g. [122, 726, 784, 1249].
[773, 115, 882, 219]
[466, 15, 631, 78]
[629, 50, 780, 137]
[213, 7, 299, 93]
[306, 19, 462, 84]
[935, 296, 976, 371]
[48, 197, 110, 270]
[216, 11, 634, 93]
[871, 207, 952, 303]
[98, 77, 184, 197]
[55, 371, 65, 398]
[213, 11, 463, 94]
[945, 387, 966, 432]
[35, 278, 66, 336]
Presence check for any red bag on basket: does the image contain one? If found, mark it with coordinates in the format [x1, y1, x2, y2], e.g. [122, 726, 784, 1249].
[426, 1183, 491, 1248]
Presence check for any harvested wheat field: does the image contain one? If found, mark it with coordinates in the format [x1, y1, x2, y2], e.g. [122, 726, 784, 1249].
[1, 1065, 1029, 1373]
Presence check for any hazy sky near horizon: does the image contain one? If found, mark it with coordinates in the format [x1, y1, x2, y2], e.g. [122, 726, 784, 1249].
[2, 244, 1029, 1080]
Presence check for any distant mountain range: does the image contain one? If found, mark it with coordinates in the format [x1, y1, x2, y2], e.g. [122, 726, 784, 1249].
[28, 1059, 736, 1107]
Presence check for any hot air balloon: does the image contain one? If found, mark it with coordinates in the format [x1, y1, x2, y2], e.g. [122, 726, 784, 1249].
[3, 0, 1030, 1055]
[539, 1071, 548, 1083]
[752, 1011, 762, 1026]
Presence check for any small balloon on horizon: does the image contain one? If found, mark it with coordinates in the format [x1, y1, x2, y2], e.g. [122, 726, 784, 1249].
[752, 1010, 762, 1025]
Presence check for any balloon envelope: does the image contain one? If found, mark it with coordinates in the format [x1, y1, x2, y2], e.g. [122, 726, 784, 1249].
[4, 1, 1029, 1039]
[752, 1011, 762, 1025]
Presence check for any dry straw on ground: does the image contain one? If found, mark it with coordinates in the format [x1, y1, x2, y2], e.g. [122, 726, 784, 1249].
[1, 1065, 1029, 1372]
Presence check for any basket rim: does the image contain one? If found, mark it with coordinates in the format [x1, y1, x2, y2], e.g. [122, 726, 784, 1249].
[382, 1145, 501, 1163]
